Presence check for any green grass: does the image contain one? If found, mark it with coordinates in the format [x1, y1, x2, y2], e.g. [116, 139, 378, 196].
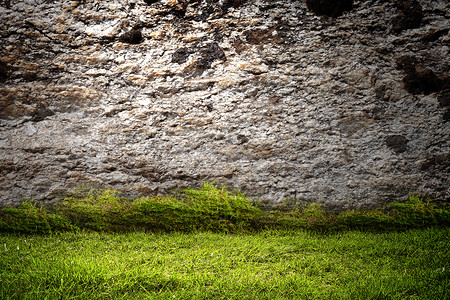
[1, 184, 449, 298]
[1, 183, 449, 234]
[1, 228, 449, 299]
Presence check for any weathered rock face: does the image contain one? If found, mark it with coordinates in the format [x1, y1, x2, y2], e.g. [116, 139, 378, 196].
[0, 0, 449, 208]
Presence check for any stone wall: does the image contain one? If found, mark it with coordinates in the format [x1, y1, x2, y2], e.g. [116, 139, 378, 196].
[0, 0, 449, 208]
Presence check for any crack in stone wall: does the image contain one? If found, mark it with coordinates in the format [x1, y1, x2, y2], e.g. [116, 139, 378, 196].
[0, 0, 449, 208]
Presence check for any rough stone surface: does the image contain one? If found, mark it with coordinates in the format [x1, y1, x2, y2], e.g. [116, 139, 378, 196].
[0, 0, 449, 208]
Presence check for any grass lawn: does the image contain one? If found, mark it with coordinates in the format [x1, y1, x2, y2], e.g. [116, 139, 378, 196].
[1, 228, 449, 299]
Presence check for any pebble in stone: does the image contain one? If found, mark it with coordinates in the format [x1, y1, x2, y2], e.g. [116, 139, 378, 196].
[386, 135, 409, 154]
[0, 60, 9, 81]
[306, 0, 353, 18]
[402, 66, 442, 95]
[393, 0, 423, 33]
[118, 30, 143, 44]
[172, 47, 191, 64]
[396, 55, 446, 95]
[144, 0, 159, 5]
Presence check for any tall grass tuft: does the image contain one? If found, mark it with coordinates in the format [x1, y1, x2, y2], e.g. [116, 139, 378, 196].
[56, 183, 263, 233]
[0, 200, 74, 234]
[0, 184, 449, 234]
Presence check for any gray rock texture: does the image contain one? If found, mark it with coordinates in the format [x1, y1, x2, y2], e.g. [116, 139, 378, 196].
[0, 0, 449, 208]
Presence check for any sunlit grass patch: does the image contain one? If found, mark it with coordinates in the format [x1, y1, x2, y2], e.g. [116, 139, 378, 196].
[1, 228, 449, 299]
[1, 184, 448, 299]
